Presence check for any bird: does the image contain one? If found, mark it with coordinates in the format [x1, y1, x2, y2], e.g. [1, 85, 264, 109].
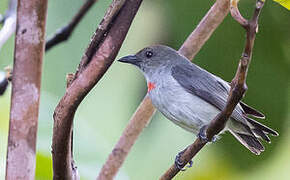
[118, 45, 278, 166]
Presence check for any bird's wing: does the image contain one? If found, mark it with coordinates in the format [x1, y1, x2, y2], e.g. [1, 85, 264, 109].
[213, 74, 265, 119]
[171, 63, 247, 125]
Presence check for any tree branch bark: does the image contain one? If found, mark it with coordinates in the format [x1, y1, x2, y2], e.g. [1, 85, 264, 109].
[97, 0, 230, 179]
[160, 0, 265, 179]
[51, 0, 142, 179]
[45, 0, 98, 51]
[5, 0, 48, 179]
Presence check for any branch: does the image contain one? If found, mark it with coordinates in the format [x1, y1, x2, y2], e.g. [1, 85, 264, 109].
[97, 0, 230, 179]
[179, 0, 230, 60]
[51, 0, 142, 179]
[0, 0, 17, 51]
[0, 0, 97, 96]
[45, 0, 97, 51]
[160, 0, 264, 179]
[5, 0, 48, 179]
[97, 96, 156, 180]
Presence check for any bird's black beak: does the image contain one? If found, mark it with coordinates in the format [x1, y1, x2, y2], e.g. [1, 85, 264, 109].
[117, 55, 140, 66]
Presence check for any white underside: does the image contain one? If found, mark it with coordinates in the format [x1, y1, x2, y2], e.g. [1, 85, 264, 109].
[148, 75, 226, 135]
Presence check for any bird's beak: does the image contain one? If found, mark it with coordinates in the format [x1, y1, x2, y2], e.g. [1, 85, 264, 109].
[117, 55, 140, 65]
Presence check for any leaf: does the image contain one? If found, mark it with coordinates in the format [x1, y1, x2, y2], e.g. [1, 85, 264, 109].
[273, 0, 290, 10]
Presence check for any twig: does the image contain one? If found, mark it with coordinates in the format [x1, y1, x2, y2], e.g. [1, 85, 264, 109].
[0, 0, 94, 94]
[51, 0, 142, 179]
[160, 0, 265, 179]
[45, 0, 97, 51]
[0, 0, 17, 51]
[97, 0, 230, 179]
[5, 0, 48, 179]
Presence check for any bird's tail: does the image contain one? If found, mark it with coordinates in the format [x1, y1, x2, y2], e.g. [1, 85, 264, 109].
[227, 117, 278, 155]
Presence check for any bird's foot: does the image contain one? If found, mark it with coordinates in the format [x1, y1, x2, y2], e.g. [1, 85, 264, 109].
[198, 125, 219, 143]
[198, 125, 209, 143]
[211, 135, 219, 143]
[174, 148, 193, 171]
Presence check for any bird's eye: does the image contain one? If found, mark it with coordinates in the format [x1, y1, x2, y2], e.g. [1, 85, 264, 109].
[145, 51, 153, 58]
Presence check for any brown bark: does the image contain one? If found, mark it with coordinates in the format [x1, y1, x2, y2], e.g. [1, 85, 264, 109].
[5, 0, 48, 179]
[51, 0, 143, 179]
[160, 1, 265, 179]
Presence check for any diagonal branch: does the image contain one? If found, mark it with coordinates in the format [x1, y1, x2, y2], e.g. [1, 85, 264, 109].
[179, 0, 231, 60]
[45, 0, 97, 51]
[97, 0, 230, 179]
[51, 0, 142, 179]
[160, 0, 265, 179]
[0, 0, 97, 96]
[97, 95, 156, 180]
[5, 0, 48, 179]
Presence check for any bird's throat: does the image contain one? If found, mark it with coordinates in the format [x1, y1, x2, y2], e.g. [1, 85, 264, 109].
[147, 82, 156, 92]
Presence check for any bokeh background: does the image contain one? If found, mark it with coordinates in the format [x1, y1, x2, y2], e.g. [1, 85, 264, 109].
[0, 0, 289, 179]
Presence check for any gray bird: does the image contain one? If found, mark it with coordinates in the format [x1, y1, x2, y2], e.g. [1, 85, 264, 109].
[118, 45, 278, 158]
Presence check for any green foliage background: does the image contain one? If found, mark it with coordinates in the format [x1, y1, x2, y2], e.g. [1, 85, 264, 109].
[0, 0, 289, 179]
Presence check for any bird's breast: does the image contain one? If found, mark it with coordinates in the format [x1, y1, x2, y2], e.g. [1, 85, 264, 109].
[147, 76, 221, 134]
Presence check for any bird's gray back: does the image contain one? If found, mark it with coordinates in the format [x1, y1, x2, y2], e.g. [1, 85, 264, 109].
[170, 59, 248, 126]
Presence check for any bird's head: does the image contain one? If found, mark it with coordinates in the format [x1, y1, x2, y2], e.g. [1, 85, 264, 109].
[118, 45, 183, 76]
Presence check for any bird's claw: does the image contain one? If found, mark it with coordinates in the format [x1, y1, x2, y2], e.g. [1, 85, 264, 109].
[198, 125, 219, 143]
[198, 125, 209, 143]
[174, 149, 193, 171]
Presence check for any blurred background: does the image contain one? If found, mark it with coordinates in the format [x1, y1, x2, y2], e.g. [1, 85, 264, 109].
[0, 0, 289, 179]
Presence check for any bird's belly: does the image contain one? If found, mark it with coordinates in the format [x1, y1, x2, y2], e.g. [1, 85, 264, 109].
[149, 84, 221, 135]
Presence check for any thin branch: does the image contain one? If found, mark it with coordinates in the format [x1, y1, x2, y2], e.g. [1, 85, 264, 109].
[97, 96, 156, 180]
[97, 0, 230, 179]
[179, 0, 230, 60]
[5, 0, 48, 179]
[160, 0, 264, 179]
[45, 0, 97, 51]
[0, 0, 97, 96]
[51, 0, 143, 179]
[0, 0, 17, 51]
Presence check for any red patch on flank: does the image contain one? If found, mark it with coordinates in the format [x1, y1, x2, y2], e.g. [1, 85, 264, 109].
[147, 82, 156, 92]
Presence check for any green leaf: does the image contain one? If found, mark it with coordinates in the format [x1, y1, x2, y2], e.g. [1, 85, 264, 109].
[273, 0, 290, 10]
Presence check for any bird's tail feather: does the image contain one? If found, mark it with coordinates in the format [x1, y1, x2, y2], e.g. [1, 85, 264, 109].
[229, 129, 264, 155]
[228, 116, 278, 155]
[245, 116, 279, 136]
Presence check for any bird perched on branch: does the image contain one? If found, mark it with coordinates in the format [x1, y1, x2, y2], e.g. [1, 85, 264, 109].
[118, 45, 278, 167]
